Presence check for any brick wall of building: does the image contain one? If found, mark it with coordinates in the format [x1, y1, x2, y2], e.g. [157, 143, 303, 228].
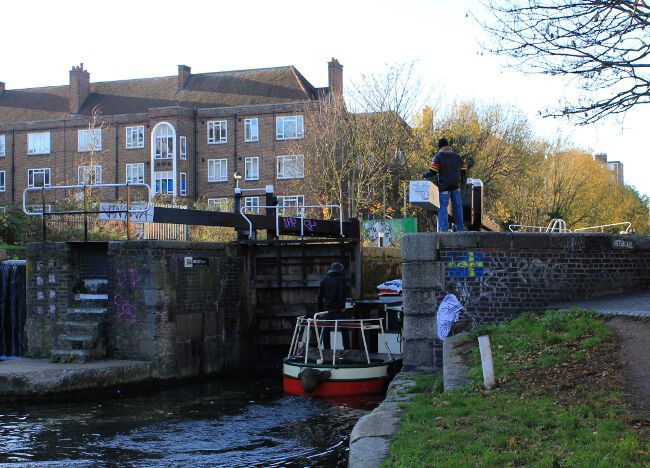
[401, 232, 650, 370]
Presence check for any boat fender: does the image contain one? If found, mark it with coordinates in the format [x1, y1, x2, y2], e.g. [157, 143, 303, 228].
[299, 368, 331, 394]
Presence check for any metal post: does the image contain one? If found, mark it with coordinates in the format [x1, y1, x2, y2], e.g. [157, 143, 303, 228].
[41, 187, 46, 242]
[265, 184, 276, 241]
[234, 187, 244, 240]
[126, 183, 131, 240]
[83, 185, 88, 242]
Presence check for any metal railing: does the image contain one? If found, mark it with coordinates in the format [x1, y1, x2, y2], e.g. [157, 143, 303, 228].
[574, 222, 632, 234]
[239, 204, 343, 239]
[23, 182, 152, 241]
[509, 219, 633, 234]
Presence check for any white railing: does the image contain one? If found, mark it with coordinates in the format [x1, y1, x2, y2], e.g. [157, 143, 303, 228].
[509, 219, 633, 234]
[574, 222, 632, 234]
[239, 204, 343, 238]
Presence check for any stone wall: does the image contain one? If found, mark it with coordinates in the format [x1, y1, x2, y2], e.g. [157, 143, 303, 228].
[361, 247, 402, 297]
[401, 232, 650, 370]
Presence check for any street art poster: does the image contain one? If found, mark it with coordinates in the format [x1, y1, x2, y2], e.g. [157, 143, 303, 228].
[362, 218, 417, 247]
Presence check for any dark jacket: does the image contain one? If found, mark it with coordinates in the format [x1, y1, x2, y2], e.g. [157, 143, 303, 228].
[318, 270, 348, 312]
[430, 147, 468, 191]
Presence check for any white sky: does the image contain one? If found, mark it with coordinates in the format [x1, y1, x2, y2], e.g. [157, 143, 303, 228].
[1, 0, 648, 198]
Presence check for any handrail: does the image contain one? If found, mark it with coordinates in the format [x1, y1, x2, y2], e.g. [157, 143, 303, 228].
[239, 204, 343, 238]
[22, 182, 152, 216]
[574, 222, 632, 234]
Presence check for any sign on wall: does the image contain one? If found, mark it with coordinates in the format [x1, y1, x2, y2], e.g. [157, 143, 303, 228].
[362, 218, 417, 247]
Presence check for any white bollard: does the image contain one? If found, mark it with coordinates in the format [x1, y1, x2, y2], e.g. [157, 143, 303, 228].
[478, 335, 495, 389]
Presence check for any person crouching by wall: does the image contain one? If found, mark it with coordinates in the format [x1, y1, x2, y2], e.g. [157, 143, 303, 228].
[318, 262, 350, 350]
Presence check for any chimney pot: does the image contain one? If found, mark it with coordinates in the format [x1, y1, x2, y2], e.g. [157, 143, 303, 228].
[69, 63, 90, 113]
[0, 82, 5, 94]
[178, 65, 191, 90]
[328, 58, 343, 98]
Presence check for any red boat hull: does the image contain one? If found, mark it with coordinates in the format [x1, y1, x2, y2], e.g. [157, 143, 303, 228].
[283, 375, 387, 396]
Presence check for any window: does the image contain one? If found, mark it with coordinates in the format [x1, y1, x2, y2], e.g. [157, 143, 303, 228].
[208, 158, 228, 182]
[277, 195, 305, 217]
[277, 155, 304, 179]
[245, 157, 259, 180]
[180, 172, 187, 196]
[78, 165, 103, 185]
[244, 196, 260, 214]
[126, 126, 145, 149]
[126, 163, 145, 184]
[78, 129, 102, 152]
[244, 118, 259, 142]
[207, 120, 227, 144]
[28, 168, 51, 188]
[154, 171, 174, 195]
[208, 198, 230, 211]
[154, 124, 174, 159]
[179, 136, 187, 159]
[28, 132, 50, 155]
[0, 135, 5, 157]
[0, 171, 5, 192]
[276, 115, 304, 140]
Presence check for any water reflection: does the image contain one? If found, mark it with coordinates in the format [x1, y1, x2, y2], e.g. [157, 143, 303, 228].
[0, 373, 379, 467]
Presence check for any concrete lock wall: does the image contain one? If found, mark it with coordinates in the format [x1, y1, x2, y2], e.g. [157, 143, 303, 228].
[401, 232, 650, 370]
[26, 241, 250, 378]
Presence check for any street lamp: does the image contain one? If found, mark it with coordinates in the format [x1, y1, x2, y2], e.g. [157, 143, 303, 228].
[233, 171, 242, 189]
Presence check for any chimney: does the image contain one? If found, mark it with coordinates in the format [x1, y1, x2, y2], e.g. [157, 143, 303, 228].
[69, 63, 90, 114]
[0, 82, 5, 94]
[178, 65, 191, 90]
[328, 58, 343, 98]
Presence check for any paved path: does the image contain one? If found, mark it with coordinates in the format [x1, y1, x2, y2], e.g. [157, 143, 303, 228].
[549, 289, 650, 317]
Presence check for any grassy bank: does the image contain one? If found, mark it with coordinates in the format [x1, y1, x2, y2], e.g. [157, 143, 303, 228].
[385, 310, 650, 466]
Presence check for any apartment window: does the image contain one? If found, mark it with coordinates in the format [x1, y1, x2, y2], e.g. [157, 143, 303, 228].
[277, 195, 305, 217]
[208, 158, 228, 182]
[28, 168, 51, 188]
[245, 157, 259, 180]
[78, 129, 102, 152]
[154, 171, 174, 195]
[244, 118, 259, 142]
[78, 165, 103, 185]
[0, 171, 5, 192]
[28, 132, 50, 155]
[277, 155, 305, 179]
[276, 115, 304, 140]
[208, 198, 230, 211]
[0, 135, 5, 157]
[207, 120, 227, 144]
[179, 136, 187, 159]
[154, 124, 174, 159]
[180, 172, 187, 196]
[244, 196, 260, 214]
[126, 163, 145, 184]
[126, 126, 145, 149]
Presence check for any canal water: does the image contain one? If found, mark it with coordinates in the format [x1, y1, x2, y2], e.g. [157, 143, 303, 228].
[0, 372, 381, 467]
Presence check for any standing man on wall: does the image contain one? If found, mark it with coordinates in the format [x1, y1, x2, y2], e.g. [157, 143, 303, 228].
[424, 138, 468, 232]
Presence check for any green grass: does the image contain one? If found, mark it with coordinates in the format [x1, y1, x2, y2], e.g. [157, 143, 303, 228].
[384, 309, 650, 467]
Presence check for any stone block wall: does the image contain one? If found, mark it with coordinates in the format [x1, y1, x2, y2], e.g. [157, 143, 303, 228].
[401, 232, 650, 370]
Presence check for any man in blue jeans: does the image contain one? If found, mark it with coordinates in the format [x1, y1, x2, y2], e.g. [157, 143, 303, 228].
[424, 138, 467, 232]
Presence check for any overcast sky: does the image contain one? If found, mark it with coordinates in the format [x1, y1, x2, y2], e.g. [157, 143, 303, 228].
[2, 0, 648, 199]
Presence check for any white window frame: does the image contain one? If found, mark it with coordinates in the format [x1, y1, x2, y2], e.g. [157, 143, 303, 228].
[179, 136, 187, 159]
[154, 171, 174, 195]
[154, 125, 175, 160]
[244, 196, 260, 215]
[78, 165, 103, 185]
[0, 171, 5, 192]
[276, 155, 305, 179]
[78, 129, 103, 152]
[245, 157, 259, 181]
[276, 115, 304, 140]
[277, 195, 305, 217]
[180, 172, 187, 196]
[126, 125, 145, 149]
[28, 168, 51, 188]
[28, 132, 50, 155]
[0, 135, 5, 157]
[207, 120, 228, 144]
[126, 163, 145, 184]
[208, 198, 230, 211]
[208, 158, 228, 182]
[244, 118, 259, 142]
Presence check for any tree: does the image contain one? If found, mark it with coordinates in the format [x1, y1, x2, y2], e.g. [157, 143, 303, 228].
[480, 0, 650, 123]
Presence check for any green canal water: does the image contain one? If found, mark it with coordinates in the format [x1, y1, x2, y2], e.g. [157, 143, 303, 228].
[0, 372, 380, 467]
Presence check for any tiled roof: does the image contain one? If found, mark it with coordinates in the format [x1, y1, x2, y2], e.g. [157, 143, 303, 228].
[0, 66, 321, 123]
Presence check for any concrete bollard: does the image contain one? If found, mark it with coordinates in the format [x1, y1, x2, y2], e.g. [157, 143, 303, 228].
[478, 335, 495, 389]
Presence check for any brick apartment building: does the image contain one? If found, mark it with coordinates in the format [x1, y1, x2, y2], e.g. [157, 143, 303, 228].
[0, 59, 344, 213]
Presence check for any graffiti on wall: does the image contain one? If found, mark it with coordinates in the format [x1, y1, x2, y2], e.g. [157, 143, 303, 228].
[114, 267, 141, 324]
[362, 218, 417, 247]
